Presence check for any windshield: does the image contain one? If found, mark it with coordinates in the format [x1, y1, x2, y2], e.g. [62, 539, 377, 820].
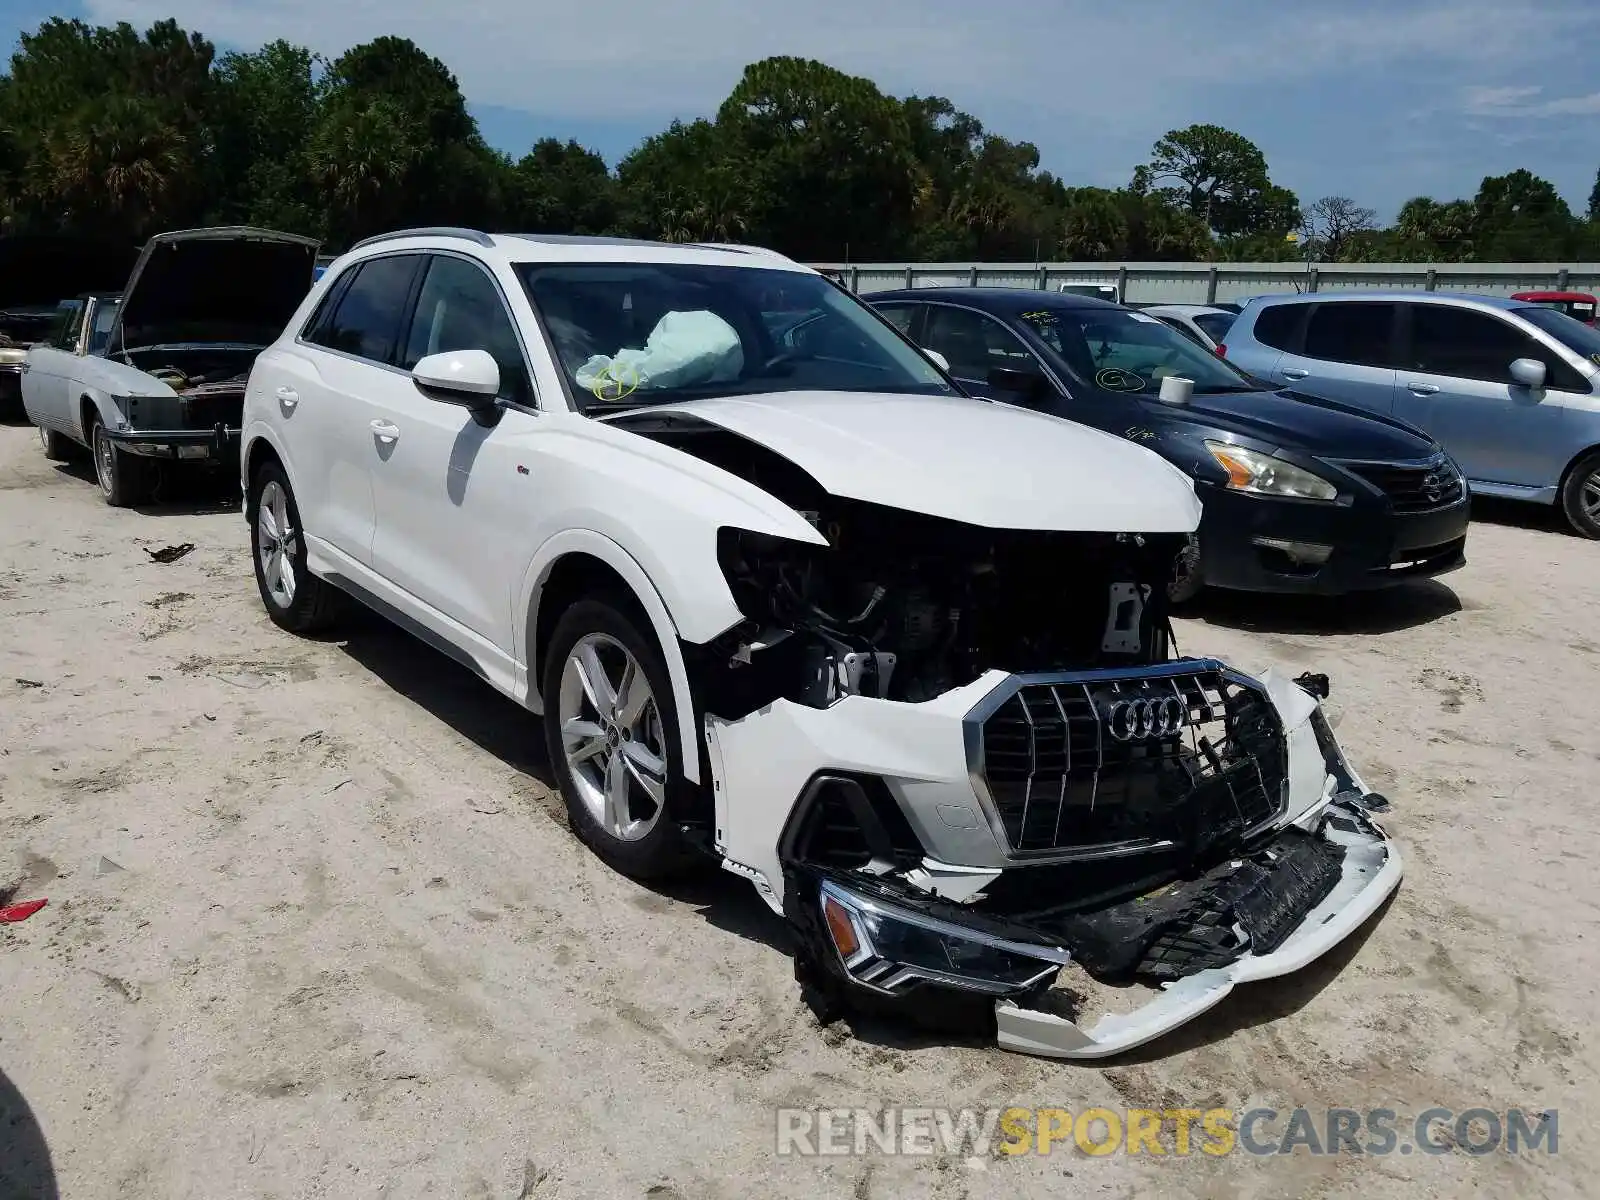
[515, 262, 955, 410]
[1020, 306, 1261, 396]
[1516, 305, 1600, 361]
[87, 300, 119, 354]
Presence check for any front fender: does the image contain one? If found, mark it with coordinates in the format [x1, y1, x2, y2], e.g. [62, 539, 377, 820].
[517, 529, 704, 785]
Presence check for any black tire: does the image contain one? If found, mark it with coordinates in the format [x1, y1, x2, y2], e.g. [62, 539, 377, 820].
[89, 415, 152, 507]
[37, 424, 70, 462]
[1168, 535, 1204, 604]
[248, 459, 340, 633]
[1560, 450, 1600, 539]
[542, 597, 695, 881]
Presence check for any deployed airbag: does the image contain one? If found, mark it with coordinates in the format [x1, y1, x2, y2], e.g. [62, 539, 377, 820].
[575, 309, 744, 399]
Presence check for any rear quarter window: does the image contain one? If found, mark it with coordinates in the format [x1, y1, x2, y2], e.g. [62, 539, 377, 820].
[1250, 304, 1301, 352]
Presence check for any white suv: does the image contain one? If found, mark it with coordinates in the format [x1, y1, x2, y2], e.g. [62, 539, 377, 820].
[241, 228, 1402, 1059]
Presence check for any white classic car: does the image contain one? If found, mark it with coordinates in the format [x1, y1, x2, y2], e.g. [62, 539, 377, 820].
[22, 226, 319, 505]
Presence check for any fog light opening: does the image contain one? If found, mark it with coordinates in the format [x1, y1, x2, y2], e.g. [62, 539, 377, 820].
[1251, 536, 1333, 567]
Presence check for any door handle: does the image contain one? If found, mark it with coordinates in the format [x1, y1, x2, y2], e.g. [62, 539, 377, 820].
[275, 385, 298, 409]
[370, 419, 400, 444]
[1405, 382, 1440, 396]
[1281, 368, 1309, 380]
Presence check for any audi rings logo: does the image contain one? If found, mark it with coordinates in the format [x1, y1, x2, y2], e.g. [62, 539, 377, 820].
[1093, 688, 1187, 741]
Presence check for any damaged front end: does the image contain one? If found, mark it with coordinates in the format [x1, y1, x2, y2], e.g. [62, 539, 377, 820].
[688, 488, 1401, 1060]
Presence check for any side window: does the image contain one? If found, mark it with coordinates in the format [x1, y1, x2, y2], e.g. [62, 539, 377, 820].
[1154, 315, 1209, 349]
[1409, 304, 1587, 391]
[1251, 305, 1300, 351]
[400, 256, 532, 405]
[875, 303, 920, 338]
[49, 300, 85, 350]
[300, 267, 355, 344]
[309, 255, 420, 364]
[1302, 302, 1396, 368]
[921, 305, 1035, 379]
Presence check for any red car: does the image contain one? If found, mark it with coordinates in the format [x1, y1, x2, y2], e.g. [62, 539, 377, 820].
[1511, 290, 1597, 325]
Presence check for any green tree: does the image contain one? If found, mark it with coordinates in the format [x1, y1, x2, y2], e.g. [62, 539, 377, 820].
[716, 56, 917, 259]
[312, 36, 506, 245]
[508, 138, 618, 234]
[1132, 123, 1298, 239]
[210, 41, 324, 234]
[1471, 169, 1575, 260]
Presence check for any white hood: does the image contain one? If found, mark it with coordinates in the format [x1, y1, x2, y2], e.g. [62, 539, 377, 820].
[629, 391, 1202, 533]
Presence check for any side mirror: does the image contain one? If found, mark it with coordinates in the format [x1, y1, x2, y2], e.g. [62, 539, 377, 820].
[922, 347, 951, 372]
[1510, 357, 1546, 390]
[412, 349, 500, 408]
[988, 364, 1050, 398]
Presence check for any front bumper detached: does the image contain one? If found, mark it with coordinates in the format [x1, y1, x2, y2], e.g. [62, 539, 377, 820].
[708, 658, 1403, 1060]
[791, 801, 1399, 1060]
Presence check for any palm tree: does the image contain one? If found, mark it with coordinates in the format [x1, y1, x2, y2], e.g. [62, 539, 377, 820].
[43, 95, 189, 238]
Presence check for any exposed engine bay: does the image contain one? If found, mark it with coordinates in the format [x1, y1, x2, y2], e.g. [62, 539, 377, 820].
[116, 346, 258, 431]
[635, 420, 1189, 716]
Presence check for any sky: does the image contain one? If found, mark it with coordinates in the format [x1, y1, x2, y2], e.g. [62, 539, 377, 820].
[8, 0, 1600, 223]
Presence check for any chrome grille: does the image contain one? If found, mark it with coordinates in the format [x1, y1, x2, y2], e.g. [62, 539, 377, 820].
[1337, 455, 1463, 513]
[969, 661, 1287, 859]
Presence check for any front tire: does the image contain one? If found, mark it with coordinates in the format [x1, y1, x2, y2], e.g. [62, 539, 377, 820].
[542, 598, 693, 881]
[1560, 450, 1600, 539]
[249, 460, 339, 633]
[38, 424, 70, 461]
[90, 415, 151, 507]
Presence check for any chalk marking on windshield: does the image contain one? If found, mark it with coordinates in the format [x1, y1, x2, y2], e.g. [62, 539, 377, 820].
[588, 360, 642, 402]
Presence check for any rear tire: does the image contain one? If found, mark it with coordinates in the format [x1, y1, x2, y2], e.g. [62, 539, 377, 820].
[249, 459, 340, 633]
[1560, 450, 1600, 539]
[37, 424, 70, 462]
[89, 415, 151, 507]
[542, 597, 695, 881]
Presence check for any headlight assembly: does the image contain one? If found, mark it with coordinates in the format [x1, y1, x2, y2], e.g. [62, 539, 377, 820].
[818, 878, 1070, 997]
[1203, 440, 1338, 502]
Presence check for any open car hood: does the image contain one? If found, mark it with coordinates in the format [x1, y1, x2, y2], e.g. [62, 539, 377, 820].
[113, 227, 320, 351]
[611, 390, 1202, 533]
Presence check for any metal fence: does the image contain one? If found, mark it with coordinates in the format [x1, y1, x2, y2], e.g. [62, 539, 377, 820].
[810, 261, 1600, 304]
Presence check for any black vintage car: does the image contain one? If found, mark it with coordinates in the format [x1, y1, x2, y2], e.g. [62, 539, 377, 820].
[865, 287, 1471, 599]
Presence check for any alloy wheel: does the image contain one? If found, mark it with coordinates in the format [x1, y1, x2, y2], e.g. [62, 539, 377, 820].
[255, 480, 298, 609]
[1584, 467, 1600, 526]
[557, 632, 668, 842]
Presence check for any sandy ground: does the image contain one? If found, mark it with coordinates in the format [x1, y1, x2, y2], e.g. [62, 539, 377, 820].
[0, 416, 1595, 1199]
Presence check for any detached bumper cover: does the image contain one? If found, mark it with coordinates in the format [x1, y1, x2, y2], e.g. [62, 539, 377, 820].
[993, 805, 1401, 1059]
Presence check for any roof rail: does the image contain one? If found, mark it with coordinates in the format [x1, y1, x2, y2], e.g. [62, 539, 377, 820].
[349, 226, 495, 251]
[690, 242, 793, 262]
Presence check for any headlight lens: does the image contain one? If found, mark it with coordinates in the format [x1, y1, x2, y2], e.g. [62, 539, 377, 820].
[0, 348, 26, 365]
[1203, 440, 1338, 502]
[818, 879, 1070, 997]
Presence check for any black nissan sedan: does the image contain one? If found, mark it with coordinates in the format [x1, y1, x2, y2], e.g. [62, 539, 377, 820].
[866, 288, 1471, 599]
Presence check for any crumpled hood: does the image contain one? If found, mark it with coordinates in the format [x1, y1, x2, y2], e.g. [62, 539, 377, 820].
[622, 390, 1202, 532]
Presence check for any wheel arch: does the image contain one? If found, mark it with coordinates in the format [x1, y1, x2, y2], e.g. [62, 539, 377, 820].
[78, 390, 119, 443]
[241, 430, 292, 517]
[519, 531, 710, 785]
[1558, 441, 1600, 493]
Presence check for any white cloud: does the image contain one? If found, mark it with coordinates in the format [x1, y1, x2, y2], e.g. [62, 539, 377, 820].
[1463, 83, 1600, 118]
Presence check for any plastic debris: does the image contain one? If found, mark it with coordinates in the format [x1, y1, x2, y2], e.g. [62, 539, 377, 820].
[0, 898, 47, 923]
[14, 679, 43, 689]
[145, 543, 195, 564]
[95, 856, 125, 876]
